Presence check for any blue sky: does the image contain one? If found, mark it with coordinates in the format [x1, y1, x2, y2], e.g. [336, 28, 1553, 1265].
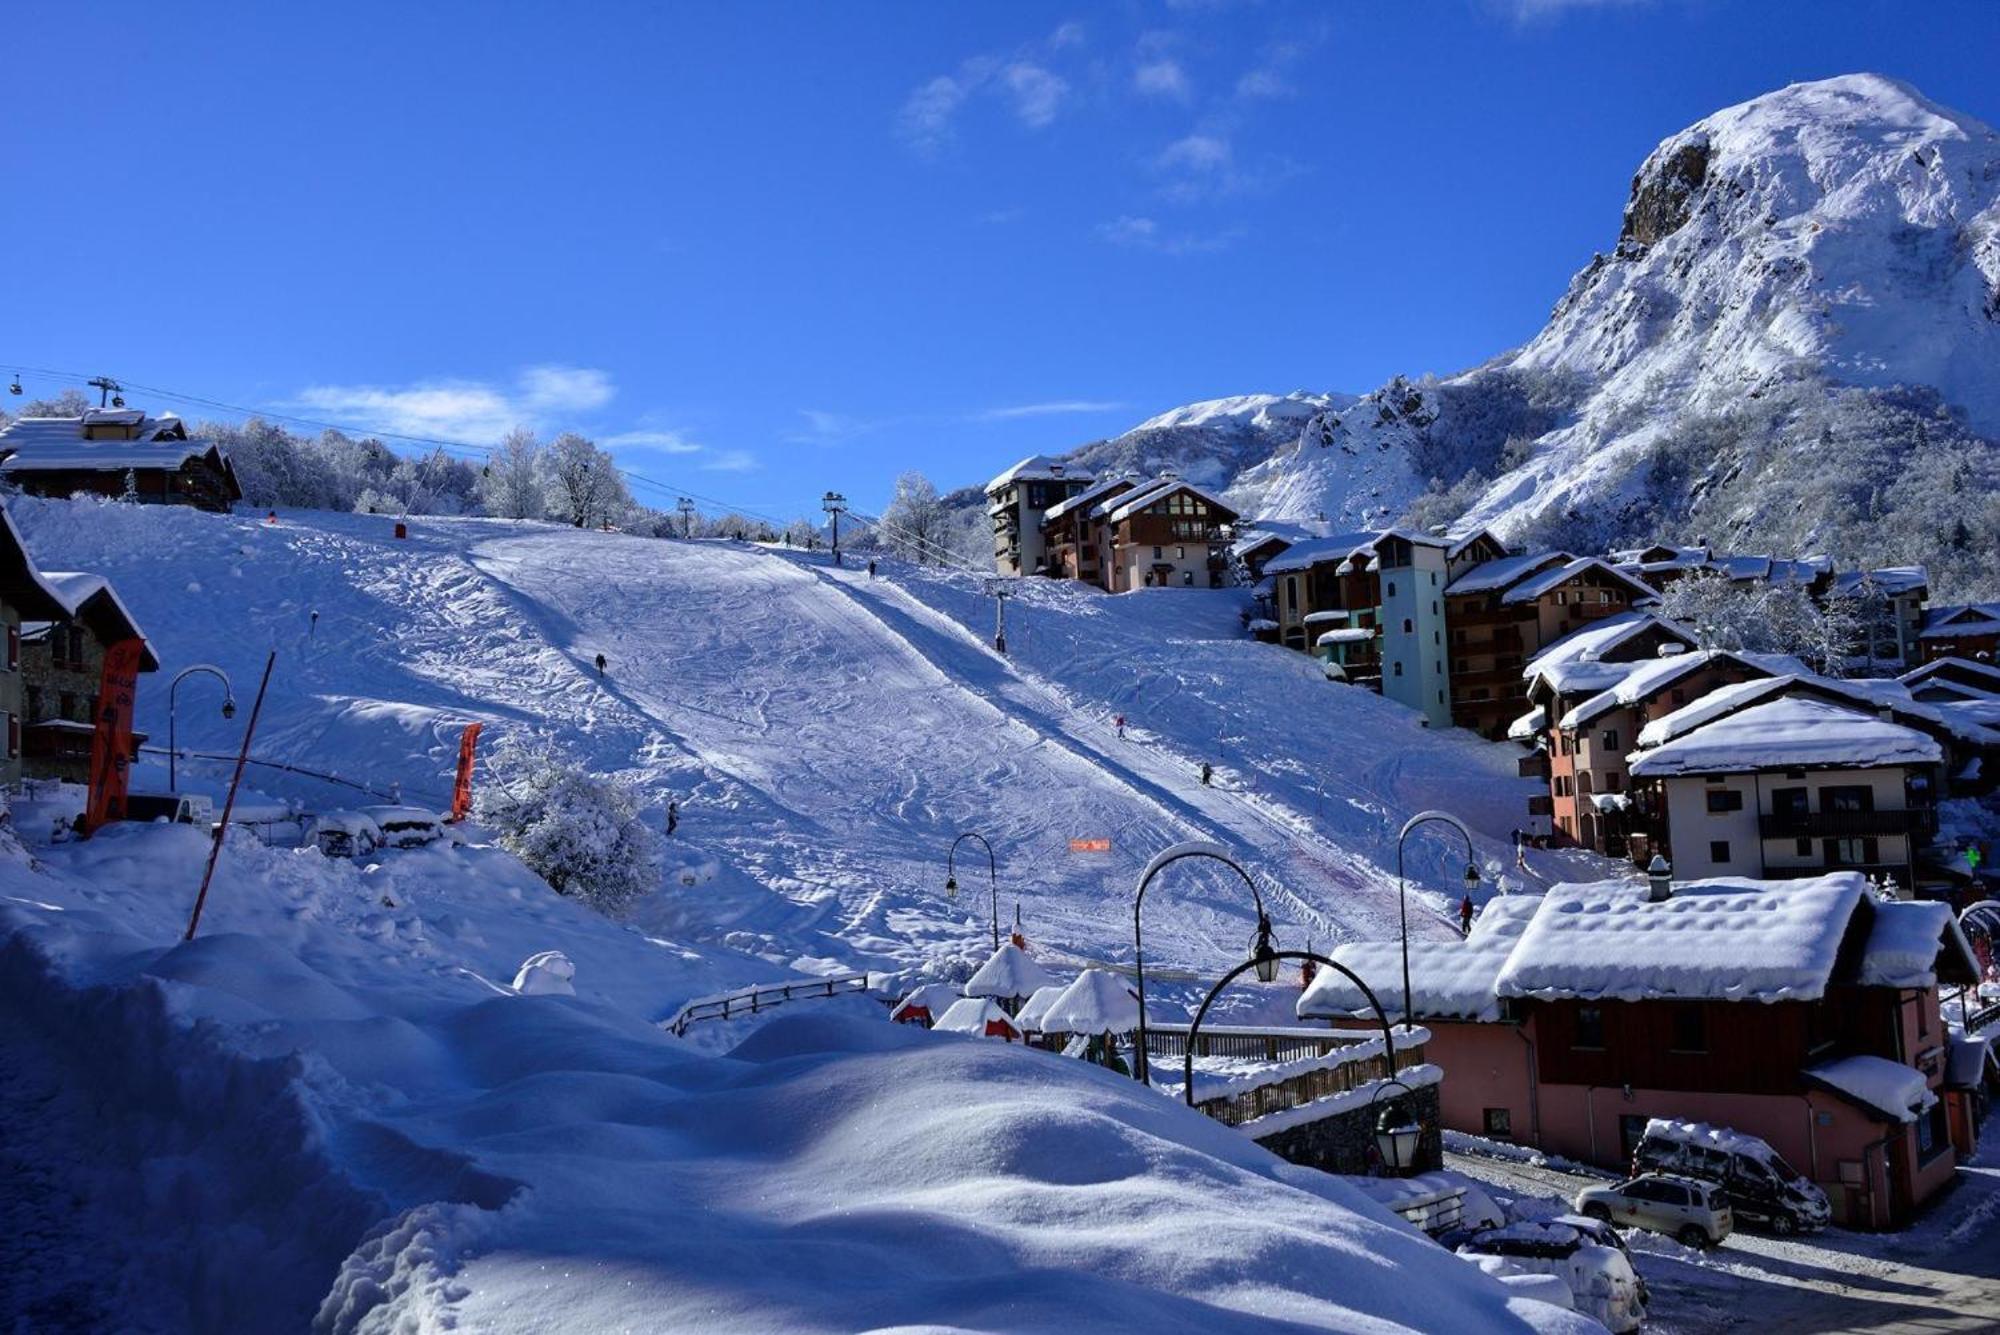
[7, 1, 1998, 520]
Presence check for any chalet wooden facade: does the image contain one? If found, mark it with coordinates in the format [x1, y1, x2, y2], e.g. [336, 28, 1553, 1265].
[0, 511, 73, 788]
[1031, 476, 1238, 593]
[0, 410, 242, 513]
[20, 573, 159, 784]
[1917, 603, 2000, 665]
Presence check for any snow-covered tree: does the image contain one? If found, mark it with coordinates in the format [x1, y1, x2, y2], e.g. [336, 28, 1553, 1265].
[1659, 571, 1858, 674]
[540, 433, 631, 529]
[474, 736, 659, 914]
[481, 427, 545, 520]
[879, 471, 953, 564]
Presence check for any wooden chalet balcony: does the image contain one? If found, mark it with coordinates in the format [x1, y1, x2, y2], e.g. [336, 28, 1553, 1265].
[1450, 628, 1526, 655]
[1758, 808, 1938, 840]
[1526, 795, 1553, 816]
[1518, 753, 1549, 778]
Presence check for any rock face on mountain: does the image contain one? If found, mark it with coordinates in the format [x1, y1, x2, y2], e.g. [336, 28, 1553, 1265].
[986, 75, 2000, 596]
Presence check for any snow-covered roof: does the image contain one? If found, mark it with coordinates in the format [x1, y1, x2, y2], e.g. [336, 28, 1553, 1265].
[1627, 696, 1942, 777]
[1014, 983, 1068, 1033]
[1857, 900, 1979, 990]
[963, 943, 1056, 1001]
[1493, 873, 1866, 1004]
[1299, 895, 1542, 1023]
[1532, 658, 1638, 699]
[1038, 967, 1140, 1034]
[1041, 475, 1133, 524]
[1919, 603, 2000, 639]
[1316, 628, 1373, 646]
[1507, 706, 1546, 741]
[1261, 531, 1384, 576]
[1557, 650, 1761, 730]
[1500, 557, 1656, 606]
[1301, 610, 1356, 625]
[1101, 478, 1236, 526]
[0, 505, 72, 621]
[891, 981, 963, 1022]
[0, 413, 224, 474]
[1805, 1054, 1938, 1123]
[1524, 612, 1697, 680]
[1832, 567, 1929, 598]
[984, 455, 1093, 492]
[1445, 527, 1507, 561]
[1609, 543, 1708, 571]
[35, 571, 160, 672]
[932, 996, 1022, 1039]
[1445, 551, 1571, 596]
[1902, 657, 2000, 695]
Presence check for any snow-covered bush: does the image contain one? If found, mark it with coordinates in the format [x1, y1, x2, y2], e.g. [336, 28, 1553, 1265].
[474, 737, 658, 914]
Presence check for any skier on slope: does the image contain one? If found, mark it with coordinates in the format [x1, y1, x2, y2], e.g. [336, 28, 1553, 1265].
[667, 799, 679, 836]
[1115, 714, 1126, 740]
[867, 558, 877, 579]
[1200, 761, 1213, 786]
[594, 652, 607, 678]
[1459, 893, 1475, 936]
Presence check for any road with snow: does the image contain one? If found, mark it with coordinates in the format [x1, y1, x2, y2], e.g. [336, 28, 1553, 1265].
[1446, 1144, 2000, 1333]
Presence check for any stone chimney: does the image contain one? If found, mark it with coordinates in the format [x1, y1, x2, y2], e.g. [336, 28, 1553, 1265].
[1647, 854, 1673, 902]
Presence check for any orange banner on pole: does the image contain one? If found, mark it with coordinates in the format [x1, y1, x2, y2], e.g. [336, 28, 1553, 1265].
[1068, 837, 1111, 853]
[80, 637, 145, 837]
[449, 722, 483, 822]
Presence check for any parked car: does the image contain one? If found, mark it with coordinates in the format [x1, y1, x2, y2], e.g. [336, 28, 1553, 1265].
[360, 805, 448, 850]
[1456, 1221, 1647, 1334]
[124, 791, 215, 826]
[307, 810, 382, 858]
[1575, 1173, 1733, 1249]
[1633, 1118, 1829, 1234]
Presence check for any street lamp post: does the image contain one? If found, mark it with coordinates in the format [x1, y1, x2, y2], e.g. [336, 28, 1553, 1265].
[1132, 841, 1277, 1085]
[168, 664, 237, 791]
[1370, 1077, 1423, 1177]
[945, 831, 1000, 952]
[1395, 811, 1481, 1034]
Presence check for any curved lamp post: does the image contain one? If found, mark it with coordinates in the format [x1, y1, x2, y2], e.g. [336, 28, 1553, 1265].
[168, 664, 237, 791]
[945, 831, 1000, 952]
[1395, 811, 1481, 1034]
[1180, 948, 1397, 1108]
[1133, 841, 1277, 1086]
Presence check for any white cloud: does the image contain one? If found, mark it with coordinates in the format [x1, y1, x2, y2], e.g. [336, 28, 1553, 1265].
[977, 401, 1127, 421]
[1157, 132, 1232, 173]
[1235, 68, 1289, 99]
[1501, 0, 1651, 19]
[293, 364, 615, 442]
[700, 449, 760, 473]
[1133, 58, 1191, 101]
[1002, 63, 1068, 129]
[1048, 20, 1087, 49]
[898, 72, 976, 156]
[787, 409, 878, 445]
[1097, 215, 1242, 256]
[600, 428, 703, 455]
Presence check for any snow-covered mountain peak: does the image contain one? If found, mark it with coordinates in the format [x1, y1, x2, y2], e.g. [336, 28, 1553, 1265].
[1126, 391, 1341, 436]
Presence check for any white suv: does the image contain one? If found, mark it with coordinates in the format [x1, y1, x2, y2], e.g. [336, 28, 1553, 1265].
[1575, 1173, 1733, 1249]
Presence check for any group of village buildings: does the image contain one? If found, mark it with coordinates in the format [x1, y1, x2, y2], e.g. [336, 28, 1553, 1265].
[988, 453, 2000, 1229]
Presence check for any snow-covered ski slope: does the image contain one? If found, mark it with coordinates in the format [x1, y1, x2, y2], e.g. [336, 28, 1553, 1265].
[13, 498, 1589, 999]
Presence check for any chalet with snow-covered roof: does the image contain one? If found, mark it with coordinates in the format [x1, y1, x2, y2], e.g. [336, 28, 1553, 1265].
[984, 455, 1095, 576]
[0, 509, 74, 787]
[1038, 476, 1136, 585]
[1917, 602, 2000, 665]
[1900, 656, 2000, 705]
[1523, 648, 1788, 856]
[20, 571, 160, 785]
[1096, 477, 1238, 592]
[1300, 872, 1982, 1229]
[1443, 553, 1658, 740]
[0, 410, 242, 513]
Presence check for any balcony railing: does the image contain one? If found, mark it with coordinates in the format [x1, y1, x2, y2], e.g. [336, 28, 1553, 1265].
[1758, 808, 1937, 840]
[1518, 754, 1550, 779]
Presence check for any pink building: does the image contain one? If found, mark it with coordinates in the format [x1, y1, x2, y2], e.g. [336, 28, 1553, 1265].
[1299, 872, 1985, 1229]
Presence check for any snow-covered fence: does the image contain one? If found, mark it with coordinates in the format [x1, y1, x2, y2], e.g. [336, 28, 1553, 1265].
[662, 972, 878, 1037]
[1144, 1023, 1367, 1066]
[1968, 999, 2000, 1034]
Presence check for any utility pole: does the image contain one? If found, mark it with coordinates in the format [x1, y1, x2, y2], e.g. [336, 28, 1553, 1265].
[676, 496, 697, 538]
[985, 579, 1011, 654]
[87, 376, 125, 408]
[822, 491, 847, 567]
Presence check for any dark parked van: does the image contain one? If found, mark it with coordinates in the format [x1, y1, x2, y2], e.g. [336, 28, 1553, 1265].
[1633, 1119, 1830, 1234]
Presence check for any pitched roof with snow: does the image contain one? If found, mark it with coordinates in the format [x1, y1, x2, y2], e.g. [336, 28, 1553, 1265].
[1494, 873, 1867, 1004]
[1920, 603, 2000, 639]
[932, 996, 1023, 1038]
[1626, 696, 1942, 777]
[1524, 612, 1698, 680]
[0, 413, 227, 474]
[984, 455, 1093, 492]
[1557, 650, 1778, 730]
[963, 943, 1056, 1001]
[1902, 657, 2000, 695]
[1298, 894, 1542, 1023]
[1444, 550, 1571, 596]
[0, 506, 71, 621]
[31, 571, 161, 671]
[1260, 531, 1383, 576]
[1832, 567, 1929, 598]
[1042, 475, 1134, 524]
[1038, 968, 1140, 1034]
[1500, 557, 1657, 606]
[1101, 478, 1238, 526]
[1857, 900, 1980, 990]
[890, 982, 963, 1022]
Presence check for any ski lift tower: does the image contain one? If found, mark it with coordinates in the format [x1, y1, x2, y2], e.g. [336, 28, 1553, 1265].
[985, 579, 1011, 655]
[676, 496, 697, 538]
[822, 491, 847, 567]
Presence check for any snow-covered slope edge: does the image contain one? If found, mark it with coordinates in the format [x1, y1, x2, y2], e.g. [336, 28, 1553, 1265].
[0, 826, 1592, 1333]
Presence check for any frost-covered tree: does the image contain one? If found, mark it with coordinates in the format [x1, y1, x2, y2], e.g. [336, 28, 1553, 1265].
[480, 427, 545, 520]
[880, 471, 953, 564]
[474, 736, 659, 914]
[540, 433, 630, 528]
[1659, 571, 1858, 674]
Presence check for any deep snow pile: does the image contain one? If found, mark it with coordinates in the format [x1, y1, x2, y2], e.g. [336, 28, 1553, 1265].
[10, 497, 1581, 1015]
[0, 822, 1592, 1333]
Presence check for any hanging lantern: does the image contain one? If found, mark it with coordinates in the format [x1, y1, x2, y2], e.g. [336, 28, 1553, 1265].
[1249, 912, 1278, 984]
[944, 873, 958, 900]
[1463, 860, 1481, 888]
[1374, 1102, 1422, 1175]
